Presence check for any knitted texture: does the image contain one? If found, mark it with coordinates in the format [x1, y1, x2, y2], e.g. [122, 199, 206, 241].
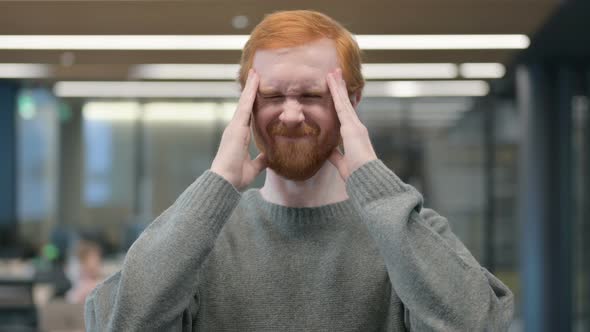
[86, 160, 513, 331]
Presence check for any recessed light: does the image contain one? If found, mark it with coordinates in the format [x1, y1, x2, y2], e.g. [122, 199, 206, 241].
[0, 34, 529, 50]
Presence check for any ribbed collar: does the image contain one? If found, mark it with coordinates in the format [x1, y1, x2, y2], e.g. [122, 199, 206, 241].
[242, 189, 358, 229]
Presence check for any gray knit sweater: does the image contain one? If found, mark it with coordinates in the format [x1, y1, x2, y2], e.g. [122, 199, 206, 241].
[85, 160, 514, 331]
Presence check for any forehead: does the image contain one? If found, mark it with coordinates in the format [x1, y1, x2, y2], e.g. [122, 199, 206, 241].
[252, 38, 339, 91]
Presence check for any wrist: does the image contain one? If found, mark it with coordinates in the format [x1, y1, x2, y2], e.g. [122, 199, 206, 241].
[210, 168, 237, 187]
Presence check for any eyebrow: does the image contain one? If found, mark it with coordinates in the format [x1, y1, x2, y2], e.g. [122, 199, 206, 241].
[258, 88, 280, 95]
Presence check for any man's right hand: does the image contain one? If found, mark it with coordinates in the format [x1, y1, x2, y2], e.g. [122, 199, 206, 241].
[211, 69, 267, 190]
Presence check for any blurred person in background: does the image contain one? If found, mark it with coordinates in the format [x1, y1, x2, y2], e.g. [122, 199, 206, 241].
[66, 239, 103, 304]
[85, 10, 514, 331]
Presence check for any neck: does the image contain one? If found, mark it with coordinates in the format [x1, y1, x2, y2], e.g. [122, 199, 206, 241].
[259, 161, 349, 207]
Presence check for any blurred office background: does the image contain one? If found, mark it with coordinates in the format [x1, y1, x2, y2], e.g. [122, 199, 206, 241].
[0, 0, 588, 331]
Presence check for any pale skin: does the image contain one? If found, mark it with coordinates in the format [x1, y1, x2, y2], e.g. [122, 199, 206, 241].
[211, 40, 377, 207]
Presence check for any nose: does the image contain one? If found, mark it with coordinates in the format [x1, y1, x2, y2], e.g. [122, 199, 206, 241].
[278, 98, 305, 128]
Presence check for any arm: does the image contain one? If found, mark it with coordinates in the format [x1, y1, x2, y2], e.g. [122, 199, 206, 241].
[346, 160, 514, 331]
[85, 69, 266, 331]
[85, 171, 241, 331]
[326, 68, 513, 331]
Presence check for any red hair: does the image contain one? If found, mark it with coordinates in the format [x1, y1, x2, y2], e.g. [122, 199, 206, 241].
[239, 10, 364, 94]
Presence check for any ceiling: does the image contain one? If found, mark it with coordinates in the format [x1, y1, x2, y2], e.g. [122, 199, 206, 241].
[520, 0, 590, 62]
[0, 0, 560, 81]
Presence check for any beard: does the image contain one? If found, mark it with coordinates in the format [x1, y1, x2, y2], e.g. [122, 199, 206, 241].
[253, 119, 339, 181]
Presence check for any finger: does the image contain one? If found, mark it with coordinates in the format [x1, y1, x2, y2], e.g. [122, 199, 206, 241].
[244, 153, 267, 181]
[251, 153, 267, 174]
[233, 69, 259, 126]
[328, 148, 349, 180]
[334, 69, 362, 124]
[327, 69, 356, 125]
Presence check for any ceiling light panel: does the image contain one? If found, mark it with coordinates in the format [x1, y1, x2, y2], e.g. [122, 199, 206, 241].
[364, 80, 490, 97]
[362, 63, 458, 79]
[357, 35, 530, 50]
[54, 81, 241, 98]
[0, 34, 529, 50]
[130, 64, 240, 80]
[0, 63, 52, 78]
[459, 63, 506, 78]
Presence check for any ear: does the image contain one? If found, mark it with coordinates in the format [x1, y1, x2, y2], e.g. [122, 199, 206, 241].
[349, 90, 363, 109]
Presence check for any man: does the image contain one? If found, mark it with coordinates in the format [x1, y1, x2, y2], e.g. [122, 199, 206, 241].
[85, 10, 514, 331]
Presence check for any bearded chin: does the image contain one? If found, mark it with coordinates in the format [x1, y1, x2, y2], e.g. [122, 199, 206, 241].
[253, 128, 338, 181]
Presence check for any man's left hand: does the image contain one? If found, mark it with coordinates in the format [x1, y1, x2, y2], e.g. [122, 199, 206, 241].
[326, 68, 378, 180]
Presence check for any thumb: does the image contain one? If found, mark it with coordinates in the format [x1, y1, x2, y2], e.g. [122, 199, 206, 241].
[328, 148, 349, 180]
[243, 153, 267, 185]
[251, 153, 267, 175]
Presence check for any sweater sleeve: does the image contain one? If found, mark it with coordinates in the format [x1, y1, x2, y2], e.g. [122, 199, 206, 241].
[346, 160, 514, 331]
[84, 171, 241, 331]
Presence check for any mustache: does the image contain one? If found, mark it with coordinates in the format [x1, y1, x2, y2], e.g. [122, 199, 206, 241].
[267, 121, 320, 138]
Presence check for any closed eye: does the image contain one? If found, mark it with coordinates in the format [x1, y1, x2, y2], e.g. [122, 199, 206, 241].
[264, 95, 284, 99]
[302, 94, 322, 99]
